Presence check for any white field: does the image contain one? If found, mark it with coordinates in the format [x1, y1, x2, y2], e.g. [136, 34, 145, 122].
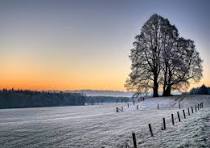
[0, 95, 210, 148]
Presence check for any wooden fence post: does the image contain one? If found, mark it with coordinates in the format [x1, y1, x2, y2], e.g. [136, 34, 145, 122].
[132, 132, 137, 148]
[198, 104, 199, 110]
[188, 108, 190, 116]
[183, 110, 186, 119]
[157, 104, 159, 110]
[136, 105, 139, 110]
[116, 107, 119, 112]
[200, 102, 203, 108]
[179, 102, 181, 109]
[171, 114, 174, 125]
[177, 111, 181, 122]
[195, 105, 197, 112]
[191, 107, 194, 113]
[162, 118, 166, 130]
[148, 124, 153, 137]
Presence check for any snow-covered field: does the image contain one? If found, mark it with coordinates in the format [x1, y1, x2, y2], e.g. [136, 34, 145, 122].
[0, 95, 210, 148]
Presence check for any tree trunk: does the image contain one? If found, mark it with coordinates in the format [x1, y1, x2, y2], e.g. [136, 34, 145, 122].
[162, 59, 168, 96]
[153, 85, 159, 97]
[153, 76, 159, 97]
[162, 71, 167, 96]
[163, 85, 171, 96]
[163, 69, 172, 96]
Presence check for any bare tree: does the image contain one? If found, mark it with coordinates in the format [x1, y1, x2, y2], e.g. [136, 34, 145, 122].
[126, 14, 202, 97]
[162, 38, 202, 96]
[125, 14, 163, 97]
[159, 18, 179, 96]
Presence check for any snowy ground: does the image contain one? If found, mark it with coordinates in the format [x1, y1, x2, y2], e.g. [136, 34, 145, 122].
[0, 95, 210, 148]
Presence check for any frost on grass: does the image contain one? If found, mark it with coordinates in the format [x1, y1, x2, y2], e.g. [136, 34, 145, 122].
[0, 95, 210, 148]
[137, 108, 210, 148]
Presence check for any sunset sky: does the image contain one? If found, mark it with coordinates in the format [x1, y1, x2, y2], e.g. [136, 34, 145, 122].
[0, 0, 210, 91]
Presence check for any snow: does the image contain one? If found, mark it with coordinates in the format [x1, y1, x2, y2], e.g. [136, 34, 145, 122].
[0, 95, 210, 148]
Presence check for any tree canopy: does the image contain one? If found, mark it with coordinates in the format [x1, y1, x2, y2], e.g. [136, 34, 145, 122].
[125, 14, 202, 97]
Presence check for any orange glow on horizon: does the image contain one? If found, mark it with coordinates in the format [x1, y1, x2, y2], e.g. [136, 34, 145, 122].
[1, 72, 209, 91]
[0, 80, 127, 91]
[1, 54, 209, 91]
[1, 54, 209, 92]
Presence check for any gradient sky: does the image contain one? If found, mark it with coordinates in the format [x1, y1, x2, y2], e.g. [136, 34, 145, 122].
[0, 0, 209, 91]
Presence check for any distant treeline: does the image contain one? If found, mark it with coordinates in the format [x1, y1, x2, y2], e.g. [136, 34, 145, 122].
[85, 96, 130, 105]
[0, 89, 130, 109]
[190, 85, 210, 95]
[0, 89, 85, 109]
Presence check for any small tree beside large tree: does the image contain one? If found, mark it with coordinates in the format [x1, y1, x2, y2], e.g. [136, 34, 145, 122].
[125, 14, 202, 97]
